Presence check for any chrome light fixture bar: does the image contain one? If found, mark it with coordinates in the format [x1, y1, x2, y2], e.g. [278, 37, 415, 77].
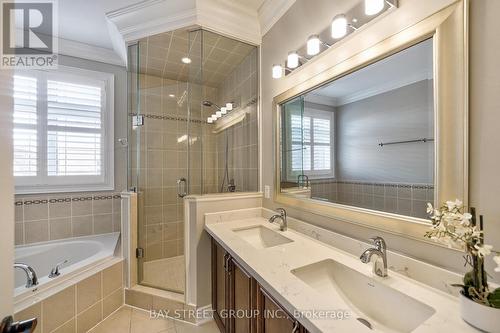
[272, 0, 397, 79]
[203, 101, 235, 123]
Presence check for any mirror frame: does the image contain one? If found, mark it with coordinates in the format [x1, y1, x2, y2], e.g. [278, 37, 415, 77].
[273, 0, 468, 243]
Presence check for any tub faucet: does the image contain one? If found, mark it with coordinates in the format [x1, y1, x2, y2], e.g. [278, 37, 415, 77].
[14, 263, 38, 288]
[49, 259, 68, 278]
[269, 208, 287, 231]
[360, 237, 388, 277]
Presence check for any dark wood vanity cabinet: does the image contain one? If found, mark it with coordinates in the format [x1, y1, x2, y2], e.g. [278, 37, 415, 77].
[211, 238, 307, 333]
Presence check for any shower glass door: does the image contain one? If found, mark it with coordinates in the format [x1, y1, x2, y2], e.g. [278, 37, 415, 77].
[127, 28, 202, 294]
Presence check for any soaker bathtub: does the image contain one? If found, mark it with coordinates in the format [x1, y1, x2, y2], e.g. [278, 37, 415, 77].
[14, 233, 120, 309]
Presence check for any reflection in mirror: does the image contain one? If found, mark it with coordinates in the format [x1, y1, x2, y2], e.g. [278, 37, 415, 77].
[280, 38, 434, 219]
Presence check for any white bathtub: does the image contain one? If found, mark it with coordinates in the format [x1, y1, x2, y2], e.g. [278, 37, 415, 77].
[14, 233, 120, 306]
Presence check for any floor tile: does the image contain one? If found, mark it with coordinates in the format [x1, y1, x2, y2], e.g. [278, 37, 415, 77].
[130, 308, 176, 333]
[88, 307, 131, 333]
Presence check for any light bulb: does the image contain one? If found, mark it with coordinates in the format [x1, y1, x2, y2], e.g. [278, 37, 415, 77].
[331, 14, 348, 39]
[287, 51, 299, 69]
[211, 115, 218, 121]
[221, 107, 227, 115]
[226, 103, 233, 111]
[207, 117, 213, 123]
[307, 35, 321, 56]
[365, 0, 385, 15]
[272, 64, 282, 79]
[216, 111, 222, 118]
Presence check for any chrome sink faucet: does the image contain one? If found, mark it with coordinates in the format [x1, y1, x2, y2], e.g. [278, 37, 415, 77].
[269, 208, 287, 231]
[360, 237, 388, 277]
[14, 263, 39, 288]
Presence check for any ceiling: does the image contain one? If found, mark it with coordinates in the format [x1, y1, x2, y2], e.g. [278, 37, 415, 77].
[138, 28, 255, 87]
[308, 38, 433, 106]
[57, 0, 139, 49]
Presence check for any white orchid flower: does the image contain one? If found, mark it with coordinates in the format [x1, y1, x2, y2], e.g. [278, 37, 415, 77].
[474, 244, 493, 257]
[461, 212, 472, 226]
[446, 199, 463, 211]
[494, 256, 500, 273]
[426, 203, 433, 214]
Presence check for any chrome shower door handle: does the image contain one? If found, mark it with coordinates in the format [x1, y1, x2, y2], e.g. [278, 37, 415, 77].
[177, 178, 187, 198]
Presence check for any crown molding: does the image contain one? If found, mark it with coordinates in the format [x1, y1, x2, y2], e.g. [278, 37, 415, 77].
[337, 72, 433, 106]
[58, 38, 125, 66]
[258, 0, 296, 36]
[106, 0, 260, 45]
[197, 0, 261, 45]
[106, 0, 197, 42]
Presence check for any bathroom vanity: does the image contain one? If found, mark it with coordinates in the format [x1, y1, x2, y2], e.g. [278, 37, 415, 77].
[206, 211, 479, 333]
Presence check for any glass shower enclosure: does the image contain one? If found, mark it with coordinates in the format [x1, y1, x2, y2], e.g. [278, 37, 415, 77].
[127, 28, 258, 294]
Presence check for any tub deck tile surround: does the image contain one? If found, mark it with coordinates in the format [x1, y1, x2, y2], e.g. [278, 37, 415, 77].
[14, 193, 122, 245]
[14, 261, 124, 333]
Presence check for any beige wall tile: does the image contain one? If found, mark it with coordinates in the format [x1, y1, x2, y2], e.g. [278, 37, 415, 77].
[93, 214, 113, 234]
[25, 220, 49, 243]
[14, 302, 41, 333]
[72, 200, 92, 217]
[102, 262, 123, 297]
[15, 204, 23, 222]
[49, 201, 71, 219]
[42, 286, 75, 333]
[51, 318, 75, 333]
[102, 289, 123, 319]
[72, 215, 92, 237]
[77, 273, 102, 313]
[76, 301, 102, 333]
[24, 203, 48, 221]
[125, 289, 152, 310]
[15, 223, 24, 245]
[92, 199, 112, 215]
[50, 218, 72, 240]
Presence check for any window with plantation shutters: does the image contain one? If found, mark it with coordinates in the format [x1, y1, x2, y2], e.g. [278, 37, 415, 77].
[289, 109, 334, 179]
[13, 67, 114, 194]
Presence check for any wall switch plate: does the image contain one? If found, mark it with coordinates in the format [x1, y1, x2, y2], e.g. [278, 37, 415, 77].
[264, 185, 270, 198]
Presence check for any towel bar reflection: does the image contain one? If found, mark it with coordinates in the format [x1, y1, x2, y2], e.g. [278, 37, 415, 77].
[378, 138, 434, 147]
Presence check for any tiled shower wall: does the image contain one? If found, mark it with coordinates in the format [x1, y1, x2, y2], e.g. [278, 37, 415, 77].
[133, 74, 189, 262]
[310, 180, 433, 219]
[14, 193, 121, 245]
[214, 48, 258, 192]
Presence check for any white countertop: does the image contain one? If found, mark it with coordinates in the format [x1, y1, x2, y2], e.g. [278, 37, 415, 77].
[205, 217, 479, 333]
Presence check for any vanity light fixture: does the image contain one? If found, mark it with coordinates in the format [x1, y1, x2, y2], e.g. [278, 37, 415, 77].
[211, 115, 218, 121]
[226, 103, 233, 111]
[272, 64, 283, 79]
[271, 0, 397, 79]
[216, 111, 222, 118]
[207, 117, 213, 123]
[365, 0, 385, 15]
[331, 14, 348, 39]
[220, 106, 227, 115]
[287, 51, 300, 69]
[307, 35, 321, 56]
[181, 57, 192, 64]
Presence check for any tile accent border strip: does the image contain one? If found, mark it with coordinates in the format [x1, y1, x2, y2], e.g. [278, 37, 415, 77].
[15, 193, 122, 206]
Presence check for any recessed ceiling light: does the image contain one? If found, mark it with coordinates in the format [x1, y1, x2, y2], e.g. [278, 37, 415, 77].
[181, 57, 192, 64]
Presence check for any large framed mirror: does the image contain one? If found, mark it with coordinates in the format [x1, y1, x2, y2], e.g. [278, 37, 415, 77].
[274, 1, 468, 241]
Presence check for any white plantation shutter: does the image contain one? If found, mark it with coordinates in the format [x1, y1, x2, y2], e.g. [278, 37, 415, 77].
[289, 109, 333, 177]
[47, 79, 103, 176]
[13, 68, 114, 194]
[13, 75, 38, 176]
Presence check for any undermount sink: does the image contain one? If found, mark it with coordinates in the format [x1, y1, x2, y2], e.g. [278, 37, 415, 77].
[291, 259, 435, 333]
[233, 226, 293, 249]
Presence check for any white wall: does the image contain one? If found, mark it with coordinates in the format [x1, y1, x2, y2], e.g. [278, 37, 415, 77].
[336, 80, 434, 183]
[261, 0, 500, 283]
[0, 70, 14, 317]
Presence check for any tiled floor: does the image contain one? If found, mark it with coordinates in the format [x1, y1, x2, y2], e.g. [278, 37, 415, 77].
[142, 256, 185, 293]
[89, 306, 219, 333]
